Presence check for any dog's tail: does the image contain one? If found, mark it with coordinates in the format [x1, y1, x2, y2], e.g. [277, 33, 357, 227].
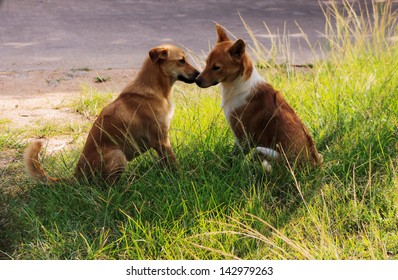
[253, 147, 281, 160]
[23, 140, 61, 183]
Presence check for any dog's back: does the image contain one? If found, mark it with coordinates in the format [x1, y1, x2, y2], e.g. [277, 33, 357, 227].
[229, 81, 322, 166]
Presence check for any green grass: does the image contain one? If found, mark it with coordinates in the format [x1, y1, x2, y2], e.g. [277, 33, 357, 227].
[1, 0, 397, 259]
[71, 84, 116, 118]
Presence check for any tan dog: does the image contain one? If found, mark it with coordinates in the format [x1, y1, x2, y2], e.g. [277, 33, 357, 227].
[24, 44, 199, 183]
[195, 25, 322, 171]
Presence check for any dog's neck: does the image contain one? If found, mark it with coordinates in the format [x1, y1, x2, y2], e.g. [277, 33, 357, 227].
[220, 61, 264, 117]
[123, 58, 174, 99]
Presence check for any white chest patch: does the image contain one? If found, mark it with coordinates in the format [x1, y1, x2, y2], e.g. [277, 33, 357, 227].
[220, 67, 264, 119]
[166, 100, 175, 125]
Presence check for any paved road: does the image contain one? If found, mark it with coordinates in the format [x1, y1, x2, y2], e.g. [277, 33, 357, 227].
[0, 0, 358, 71]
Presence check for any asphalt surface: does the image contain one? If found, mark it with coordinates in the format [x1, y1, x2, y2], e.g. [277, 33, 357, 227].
[1, 0, 393, 71]
[0, 0, 332, 71]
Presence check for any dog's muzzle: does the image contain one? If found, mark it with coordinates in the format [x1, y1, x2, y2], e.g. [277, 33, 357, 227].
[195, 76, 219, 88]
[178, 70, 200, 84]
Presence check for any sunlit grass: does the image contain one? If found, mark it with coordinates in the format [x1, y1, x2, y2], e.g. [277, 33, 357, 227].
[71, 84, 116, 118]
[0, 0, 397, 260]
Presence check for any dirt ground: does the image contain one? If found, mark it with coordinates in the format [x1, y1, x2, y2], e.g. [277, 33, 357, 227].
[0, 68, 136, 125]
[0, 68, 137, 170]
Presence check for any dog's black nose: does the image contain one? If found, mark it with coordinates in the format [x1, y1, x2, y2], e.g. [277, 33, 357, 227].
[195, 77, 202, 87]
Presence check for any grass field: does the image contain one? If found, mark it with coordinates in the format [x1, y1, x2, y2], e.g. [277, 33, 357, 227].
[1, 1, 397, 259]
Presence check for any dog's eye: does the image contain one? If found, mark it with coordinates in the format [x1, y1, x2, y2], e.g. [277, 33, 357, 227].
[179, 58, 186, 65]
[212, 65, 221, 71]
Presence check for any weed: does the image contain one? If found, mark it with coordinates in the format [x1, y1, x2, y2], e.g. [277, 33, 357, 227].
[71, 84, 115, 118]
[94, 76, 111, 83]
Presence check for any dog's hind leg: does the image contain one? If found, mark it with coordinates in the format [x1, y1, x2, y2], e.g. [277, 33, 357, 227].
[103, 148, 128, 183]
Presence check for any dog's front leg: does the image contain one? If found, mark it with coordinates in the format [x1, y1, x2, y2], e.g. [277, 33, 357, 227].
[230, 139, 251, 157]
[148, 125, 179, 169]
[226, 139, 251, 167]
[153, 139, 179, 169]
[156, 144, 179, 169]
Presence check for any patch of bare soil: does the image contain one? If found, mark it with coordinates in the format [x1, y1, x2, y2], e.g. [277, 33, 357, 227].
[0, 68, 137, 167]
[0, 68, 135, 125]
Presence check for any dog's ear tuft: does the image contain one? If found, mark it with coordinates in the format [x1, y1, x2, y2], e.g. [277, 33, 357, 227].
[216, 24, 230, 43]
[229, 39, 245, 59]
[149, 47, 169, 63]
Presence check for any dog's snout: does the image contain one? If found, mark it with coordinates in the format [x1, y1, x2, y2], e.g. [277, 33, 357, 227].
[177, 69, 200, 84]
[193, 69, 200, 79]
[195, 76, 203, 87]
[195, 76, 219, 88]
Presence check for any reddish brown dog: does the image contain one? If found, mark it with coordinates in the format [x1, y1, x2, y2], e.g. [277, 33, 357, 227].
[195, 25, 322, 171]
[24, 44, 199, 183]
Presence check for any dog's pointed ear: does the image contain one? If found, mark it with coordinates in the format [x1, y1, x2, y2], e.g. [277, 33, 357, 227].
[149, 47, 169, 63]
[229, 39, 246, 59]
[216, 24, 230, 43]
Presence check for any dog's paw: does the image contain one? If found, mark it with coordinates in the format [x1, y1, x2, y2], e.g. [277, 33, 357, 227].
[318, 153, 324, 164]
[261, 159, 272, 173]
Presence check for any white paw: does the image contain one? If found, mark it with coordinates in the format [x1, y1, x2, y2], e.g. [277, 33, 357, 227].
[262, 159, 272, 173]
[318, 153, 324, 164]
